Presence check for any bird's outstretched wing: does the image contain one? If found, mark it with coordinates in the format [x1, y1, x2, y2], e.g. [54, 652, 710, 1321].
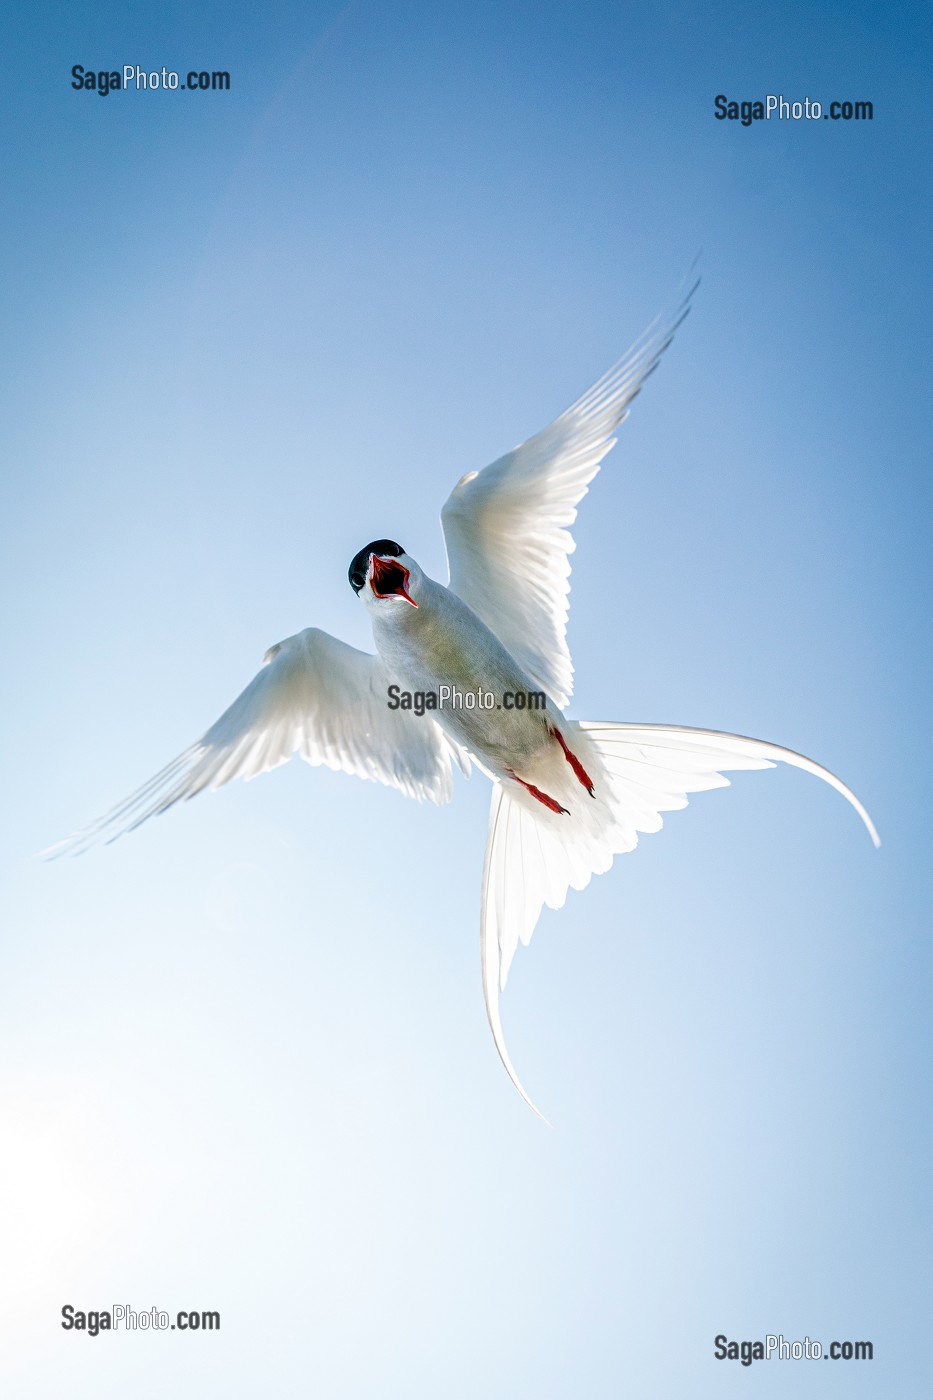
[46, 627, 455, 857]
[441, 280, 697, 710]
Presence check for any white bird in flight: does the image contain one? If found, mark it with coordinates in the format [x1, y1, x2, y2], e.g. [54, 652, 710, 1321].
[50, 282, 879, 1117]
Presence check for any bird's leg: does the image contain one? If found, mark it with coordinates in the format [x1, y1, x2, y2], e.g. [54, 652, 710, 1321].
[508, 771, 569, 815]
[550, 726, 595, 797]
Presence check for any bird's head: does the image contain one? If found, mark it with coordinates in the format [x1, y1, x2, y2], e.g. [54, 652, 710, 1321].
[348, 540, 421, 611]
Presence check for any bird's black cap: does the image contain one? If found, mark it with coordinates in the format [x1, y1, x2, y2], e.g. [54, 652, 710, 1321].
[348, 539, 404, 593]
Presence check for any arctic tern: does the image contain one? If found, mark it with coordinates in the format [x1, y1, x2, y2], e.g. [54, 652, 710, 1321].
[50, 283, 879, 1116]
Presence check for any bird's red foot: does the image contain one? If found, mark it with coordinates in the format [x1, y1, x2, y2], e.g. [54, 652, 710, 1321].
[510, 773, 569, 815]
[551, 726, 595, 797]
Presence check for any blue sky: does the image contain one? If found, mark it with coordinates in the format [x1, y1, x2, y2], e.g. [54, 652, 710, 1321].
[1, 2, 930, 1396]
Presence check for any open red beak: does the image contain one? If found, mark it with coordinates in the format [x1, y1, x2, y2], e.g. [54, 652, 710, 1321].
[369, 555, 418, 606]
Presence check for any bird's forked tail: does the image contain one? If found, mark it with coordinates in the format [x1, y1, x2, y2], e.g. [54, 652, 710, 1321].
[480, 720, 879, 1120]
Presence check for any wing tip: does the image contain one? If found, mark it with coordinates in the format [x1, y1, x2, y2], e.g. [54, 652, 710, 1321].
[35, 839, 70, 862]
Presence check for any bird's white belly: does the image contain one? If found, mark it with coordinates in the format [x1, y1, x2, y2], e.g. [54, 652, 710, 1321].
[370, 581, 557, 780]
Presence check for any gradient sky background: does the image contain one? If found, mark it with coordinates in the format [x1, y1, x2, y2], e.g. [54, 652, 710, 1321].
[1, 2, 930, 1396]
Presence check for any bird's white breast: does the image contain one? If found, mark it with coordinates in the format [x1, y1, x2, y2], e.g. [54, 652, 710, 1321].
[368, 574, 557, 776]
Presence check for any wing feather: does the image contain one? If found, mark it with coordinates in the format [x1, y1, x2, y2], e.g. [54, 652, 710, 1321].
[441, 280, 697, 708]
[46, 627, 453, 856]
